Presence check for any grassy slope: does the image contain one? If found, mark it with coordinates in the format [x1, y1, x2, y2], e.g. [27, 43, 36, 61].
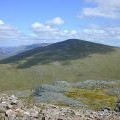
[0, 49, 120, 91]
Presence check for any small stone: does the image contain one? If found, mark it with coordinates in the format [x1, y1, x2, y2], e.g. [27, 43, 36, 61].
[17, 101, 24, 109]
[42, 116, 45, 120]
[0, 105, 6, 113]
[0, 113, 5, 120]
[1, 102, 7, 108]
[23, 111, 30, 116]
[102, 107, 111, 111]
[115, 99, 120, 112]
[6, 104, 13, 109]
[4, 116, 9, 120]
[10, 95, 17, 100]
[6, 109, 16, 117]
[11, 100, 18, 105]
[15, 108, 24, 117]
[114, 107, 120, 112]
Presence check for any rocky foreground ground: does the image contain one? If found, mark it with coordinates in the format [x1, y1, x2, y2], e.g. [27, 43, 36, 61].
[0, 94, 120, 120]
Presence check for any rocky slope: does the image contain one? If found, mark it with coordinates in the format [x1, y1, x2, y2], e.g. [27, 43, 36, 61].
[0, 94, 120, 120]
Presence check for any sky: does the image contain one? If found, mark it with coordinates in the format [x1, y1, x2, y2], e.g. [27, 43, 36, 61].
[0, 0, 120, 47]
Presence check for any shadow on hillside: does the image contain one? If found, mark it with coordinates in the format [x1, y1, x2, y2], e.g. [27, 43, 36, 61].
[0, 39, 116, 69]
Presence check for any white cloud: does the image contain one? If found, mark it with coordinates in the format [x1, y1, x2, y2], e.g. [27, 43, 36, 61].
[83, 25, 120, 39]
[78, 24, 120, 46]
[0, 20, 32, 46]
[31, 22, 60, 38]
[31, 22, 79, 42]
[47, 17, 65, 25]
[71, 30, 77, 35]
[0, 24, 21, 40]
[0, 20, 4, 25]
[31, 22, 43, 29]
[80, 0, 120, 19]
[32, 22, 59, 33]
[81, 8, 119, 19]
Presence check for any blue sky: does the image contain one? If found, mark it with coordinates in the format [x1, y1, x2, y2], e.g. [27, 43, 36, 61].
[0, 0, 120, 47]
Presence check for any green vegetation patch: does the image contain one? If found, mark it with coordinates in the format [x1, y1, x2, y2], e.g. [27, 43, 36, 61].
[65, 88, 117, 110]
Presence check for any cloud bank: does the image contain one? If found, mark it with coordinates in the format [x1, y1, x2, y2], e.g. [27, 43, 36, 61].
[80, 0, 120, 19]
[0, 14, 120, 47]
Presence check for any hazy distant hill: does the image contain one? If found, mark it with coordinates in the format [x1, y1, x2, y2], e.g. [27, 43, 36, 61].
[0, 43, 50, 60]
[0, 39, 116, 68]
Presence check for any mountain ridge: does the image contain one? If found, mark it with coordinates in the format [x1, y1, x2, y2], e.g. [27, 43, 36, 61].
[0, 39, 117, 68]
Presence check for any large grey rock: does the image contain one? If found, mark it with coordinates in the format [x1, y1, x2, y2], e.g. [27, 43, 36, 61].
[34, 84, 69, 96]
[34, 82, 84, 107]
[34, 92, 83, 107]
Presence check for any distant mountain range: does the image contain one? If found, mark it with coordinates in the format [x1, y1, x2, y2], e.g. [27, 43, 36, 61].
[0, 39, 116, 68]
[0, 43, 50, 60]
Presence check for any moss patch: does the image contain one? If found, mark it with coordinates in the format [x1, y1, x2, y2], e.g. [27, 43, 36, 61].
[65, 88, 117, 110]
